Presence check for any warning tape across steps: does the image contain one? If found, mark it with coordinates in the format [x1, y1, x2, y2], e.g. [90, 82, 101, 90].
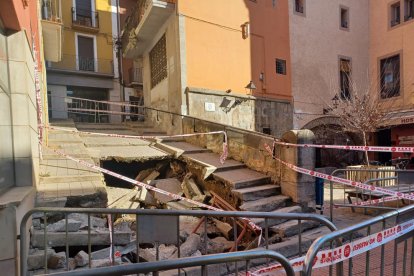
[44, 145, 260, 233]
[274, 140, 414, 153]
[248, 218, 414, 275]
[45, 126, 228, 165]
[264, 142, 414, 202]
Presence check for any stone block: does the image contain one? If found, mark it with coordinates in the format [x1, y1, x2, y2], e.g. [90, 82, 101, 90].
[207, 237, 234, 254]
[46, 219, 82, 232]
[27, 248, 55, 271]
[67, 213, 106, 229]
[153, 178, 183, 203]
[139, 244, 177, 262]
[180, 233, 201, 257]
[212, 219, 233, 240]
[48, 252, 66, 269]
[75, 250, 89, 267]
[134, 187, 156, 205]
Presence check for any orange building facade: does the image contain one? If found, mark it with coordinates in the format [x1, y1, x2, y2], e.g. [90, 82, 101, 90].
[122, 0, 293, 136]
[370, 0, 414, 163]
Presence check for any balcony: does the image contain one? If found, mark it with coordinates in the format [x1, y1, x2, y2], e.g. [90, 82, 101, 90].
[122, 0, 176, 58]
[71, 7, 99, 32]
[41, 0, 63, 62]
[128, 67, 143, 87]
[47, 54, 114, 76]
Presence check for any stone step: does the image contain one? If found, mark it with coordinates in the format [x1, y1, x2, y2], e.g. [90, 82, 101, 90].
[232, 185, 280, 202]
[182, 152, 246, 174]
[162, 141, 211, 154]
[40, 174, 102, 184]
[239, 195, 291, 212]
[213, 168, 272, 189]
[270, 219, 321, 238]
[251, 205, 302, 228]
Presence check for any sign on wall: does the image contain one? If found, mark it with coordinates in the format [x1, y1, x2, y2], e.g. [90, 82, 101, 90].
[204, 102, 216, 112]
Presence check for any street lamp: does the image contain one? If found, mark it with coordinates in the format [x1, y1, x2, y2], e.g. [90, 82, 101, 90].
[245, 81, 256, 96]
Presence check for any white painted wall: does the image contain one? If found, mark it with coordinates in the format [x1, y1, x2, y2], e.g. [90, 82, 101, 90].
[289, 0, 369, 129]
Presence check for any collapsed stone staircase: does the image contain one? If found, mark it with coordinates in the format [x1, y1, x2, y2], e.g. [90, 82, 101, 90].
[158, 137, 328, 257]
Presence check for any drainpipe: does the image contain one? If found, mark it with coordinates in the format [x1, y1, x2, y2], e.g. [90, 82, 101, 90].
[116, 0, 125, 121]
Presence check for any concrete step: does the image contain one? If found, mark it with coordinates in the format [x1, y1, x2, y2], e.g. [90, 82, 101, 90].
[251, 205, 302, 228]
[232, 185, 280, 202]
[270, 219, 321, 238]
[213, 168, 271, 189]
[40, 174, 102, 184]
[239, 195, 291, 212]
[182, 152, 246, 172]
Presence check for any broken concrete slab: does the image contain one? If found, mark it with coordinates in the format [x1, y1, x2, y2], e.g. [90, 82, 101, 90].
[143, 171, 160, 184]
[31, 230, 132, 248]
[180, 233, 201, 257]
[91, 246, 124, 260]
[135, 169, 154, 182]
[46, 219, 82, 232]
[134, 187, 156, 205]
[152, 178, 183, 203]
[48, 252, 66, 269]
[28, 248, 55, 271]
[91, 259, 121, 268]
[75, 250, 89, 267]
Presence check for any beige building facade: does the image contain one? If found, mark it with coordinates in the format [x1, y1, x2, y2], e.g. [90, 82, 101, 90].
[290, 0, 369, 130]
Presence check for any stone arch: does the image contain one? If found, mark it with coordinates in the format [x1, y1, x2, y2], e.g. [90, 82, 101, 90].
[302, 116, 364, 167]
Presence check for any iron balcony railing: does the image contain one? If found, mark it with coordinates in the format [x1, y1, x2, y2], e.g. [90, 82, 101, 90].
[72, 7, 99, 28]
[47, 54, 114, 75]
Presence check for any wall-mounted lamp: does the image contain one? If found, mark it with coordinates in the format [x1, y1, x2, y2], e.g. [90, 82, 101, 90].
[245, 81, 256, 95]
[241, 22, 250, 39]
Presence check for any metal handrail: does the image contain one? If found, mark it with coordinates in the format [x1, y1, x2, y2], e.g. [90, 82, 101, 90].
[302, 203, 414, 275]
[20, 208, 337, 275]
[329, 168, 414, 221]
[44, 250, 295, 276]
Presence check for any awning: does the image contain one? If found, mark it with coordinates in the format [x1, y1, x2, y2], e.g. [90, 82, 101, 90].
[381, 109, 414, 126]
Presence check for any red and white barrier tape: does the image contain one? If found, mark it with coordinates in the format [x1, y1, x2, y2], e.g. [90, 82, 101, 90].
[274, 140, 414, 153]
[249, 218, 414, 275]
[46, 126, 229, 164]
[44, 145, 261, 233]
[264, 143, 414, 201]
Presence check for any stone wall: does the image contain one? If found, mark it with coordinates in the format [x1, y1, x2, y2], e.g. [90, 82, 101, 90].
[186, 87, 293, 137]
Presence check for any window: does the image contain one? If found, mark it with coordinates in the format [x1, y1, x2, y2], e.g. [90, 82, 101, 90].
[380, 54, 400, 99]
[76, 35, 95, 71]
[339, 58, 351, 99]
[340, 7, 349, 29]
[295, 0, 304, 14]
[276, 59, 286, 75]
[150, 34, 167, 88]
[391, 2, 401, 26]
[405, 0, 414, 21]
[72, 0, 98, 28]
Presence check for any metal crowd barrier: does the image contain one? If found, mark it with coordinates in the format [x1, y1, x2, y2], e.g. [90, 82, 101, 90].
[303, 203, 414, 276]
[44, 250, 295, 276]
[20, 208, 337, 276]
[328, 168, 414, 221]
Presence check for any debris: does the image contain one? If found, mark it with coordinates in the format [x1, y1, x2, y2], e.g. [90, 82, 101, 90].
[166, 161, 186, 179]
[91, 259, 121, 268]
[27, 248, 55, 270]
[212, 218, 233, 240]
[67, 213, 107, 229]
[32, 219, 41, 230]
[75, 250, 89, 267]
[46, 219, 82, 232]
[135, 169, 154, 182]
[48, 252, 66, 269]
[207, 237, 234, 254]
[180, 233, 201, 257]
[139, 244, 177, 262]
[91, 246, 123, 260]
[134, 187, 156, 205]
[152, 178, 183, 204]
[143, 171, 160, 184]
[68, 258, 77, 270]
[106, 186, 140, 209]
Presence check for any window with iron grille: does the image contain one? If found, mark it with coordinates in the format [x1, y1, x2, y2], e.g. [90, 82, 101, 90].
[276, 59, 287, 75]
[150, 34, 167, 88]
